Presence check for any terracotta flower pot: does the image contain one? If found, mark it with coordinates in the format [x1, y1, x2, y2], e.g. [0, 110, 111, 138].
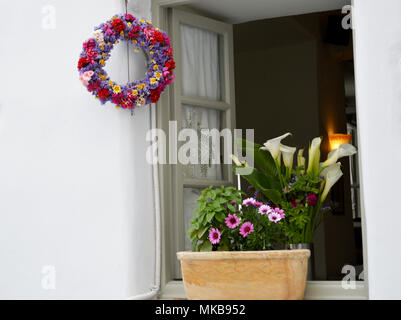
[177, 250, 310, 300]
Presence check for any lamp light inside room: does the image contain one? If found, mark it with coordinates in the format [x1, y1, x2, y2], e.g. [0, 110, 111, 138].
[329, 133, 352, 150]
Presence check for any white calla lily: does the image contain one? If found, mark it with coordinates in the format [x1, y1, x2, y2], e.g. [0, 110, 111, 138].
[307, 137, 322, 177]
[231, 154, 248, 167]
[321, 162, 343, 202]
[321, 143, 357, 169]
[280, 144, 296, 169]
[260, 132, 292, 160]
[297, 149, 306, 172]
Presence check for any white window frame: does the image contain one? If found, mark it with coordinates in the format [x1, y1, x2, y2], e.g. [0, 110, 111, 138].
[170, 7, 236, 278]
[151, 0, 369, 300]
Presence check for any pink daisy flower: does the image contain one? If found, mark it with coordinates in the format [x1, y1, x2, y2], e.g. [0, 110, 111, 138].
[208, 228, 221, 245]
[242, 197, 256, 206]
[274, 207, 285, 219]
[268, 211, 282, 223]
[239, 222, 254, 238]
[258, 204, 271, 215]
[225, 214, 240, 229]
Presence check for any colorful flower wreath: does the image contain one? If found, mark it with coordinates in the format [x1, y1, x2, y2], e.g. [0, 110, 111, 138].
[78, 13, 175, 109]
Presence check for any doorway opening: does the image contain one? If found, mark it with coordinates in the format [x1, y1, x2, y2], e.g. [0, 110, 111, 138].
[153, 0, 366, 296]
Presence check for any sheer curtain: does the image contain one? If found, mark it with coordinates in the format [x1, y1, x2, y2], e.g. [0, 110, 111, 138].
[180, 24, 222, 250]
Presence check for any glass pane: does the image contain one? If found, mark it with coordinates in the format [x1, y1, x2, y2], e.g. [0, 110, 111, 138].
[180, 24, 222, 100]
[183, 188, 202, 251]
[181, 104, 224, 181]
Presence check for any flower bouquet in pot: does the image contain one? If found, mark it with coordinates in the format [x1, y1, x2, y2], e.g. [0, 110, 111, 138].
[176, 133, 356, 300]
[231, 133, 357, 278]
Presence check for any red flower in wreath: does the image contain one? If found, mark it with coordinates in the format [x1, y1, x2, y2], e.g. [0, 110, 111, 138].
[78, 57, 90, 69]
[87, 80, 101, 92]
[165, 59, 175, 70]
[152, 30, 165, 44]
[149, 89, 161, 103]
[98, 88, 110, 100]
[111, 19, 125, 32]
[128, 26, 141, 38]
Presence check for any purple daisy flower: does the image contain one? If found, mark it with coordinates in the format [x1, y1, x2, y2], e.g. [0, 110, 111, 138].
[208, 228, 221, 245]
[258, 204, 271, 215]
[268, 211, 282, 223]
[225, 214, 240, 229]
[242, 197, 256, 206]
[273, 207, 285, 219]
[254, 201, 263, 208]
[239, 222, 254, 238]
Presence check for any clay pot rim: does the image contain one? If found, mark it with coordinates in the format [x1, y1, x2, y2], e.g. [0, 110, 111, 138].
[177, 249, 310, 261]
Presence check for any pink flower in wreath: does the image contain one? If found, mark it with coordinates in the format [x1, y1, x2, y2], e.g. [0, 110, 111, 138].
[83, 39, 96, 50]
[125, 14, 135, 22]
[208, 228, 221, 245]
[163, 73, 175, 85]
[144, 27, 154, 41]
[105, 26, 115, 35]
[79, 71, 94, 86]
[85, 48, 98, 62]
[239, 222, 254, 238]
[225, 214, 240, 229]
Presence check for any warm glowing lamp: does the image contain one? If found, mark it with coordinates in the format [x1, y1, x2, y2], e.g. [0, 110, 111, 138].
[329, 133, 352, 151]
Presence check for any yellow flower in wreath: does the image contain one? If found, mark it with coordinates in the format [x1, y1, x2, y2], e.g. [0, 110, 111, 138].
[113, 85, 121, 94]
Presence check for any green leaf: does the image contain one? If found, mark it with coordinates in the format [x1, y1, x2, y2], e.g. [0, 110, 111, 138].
[206, 212, 215, 222]
[215, 212, 226, 223]
[198, 241, 212, 252]
[234, 139, 279, 178]
[197, 226, 209, 239]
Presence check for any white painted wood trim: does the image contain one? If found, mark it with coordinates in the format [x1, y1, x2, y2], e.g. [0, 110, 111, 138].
[160, 280, 368, 300]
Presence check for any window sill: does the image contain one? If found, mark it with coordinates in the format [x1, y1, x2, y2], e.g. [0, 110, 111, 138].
[160, 280, 368, 300]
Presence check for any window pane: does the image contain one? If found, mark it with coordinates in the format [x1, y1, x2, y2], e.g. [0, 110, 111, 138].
[181, 104, 224, 181]
[183, 187, 202, 251]
[180, 24, 222, 100]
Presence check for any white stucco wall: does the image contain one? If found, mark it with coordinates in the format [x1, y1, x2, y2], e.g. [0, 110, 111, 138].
[0, 0, 155, 299]
[353, 0, 401, 299]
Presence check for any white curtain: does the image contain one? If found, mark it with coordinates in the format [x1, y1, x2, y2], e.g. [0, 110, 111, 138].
[180, 24, 222, 250]
[180, 24, 221, 100]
